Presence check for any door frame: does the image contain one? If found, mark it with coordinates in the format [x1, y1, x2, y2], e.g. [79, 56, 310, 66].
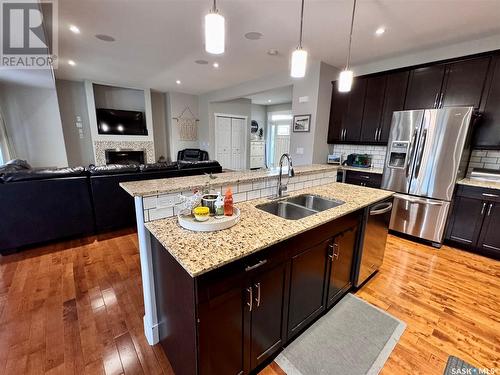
[214, 113, 248, 170]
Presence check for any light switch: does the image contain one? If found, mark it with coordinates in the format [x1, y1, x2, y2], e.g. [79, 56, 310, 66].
[76, 122, 83, 128]
[76, 115, 82, 121]
[299, 96, 309, 103]
[296, 147, 304, 155]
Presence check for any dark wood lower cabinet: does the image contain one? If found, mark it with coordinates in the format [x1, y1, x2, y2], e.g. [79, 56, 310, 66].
[344, 170, 382, 188]
[250, 263, 287, 369]
[446, 185, 500, 259]
[287, 240, 329, 339]
[476, 202, 500, 258]
[327, 227, 357, 307]
[151, 211, 363, 375]
[198, 285, 248, 375]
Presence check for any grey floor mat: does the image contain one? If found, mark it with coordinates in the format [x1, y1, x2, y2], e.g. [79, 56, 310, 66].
[275, 293, 406, 375]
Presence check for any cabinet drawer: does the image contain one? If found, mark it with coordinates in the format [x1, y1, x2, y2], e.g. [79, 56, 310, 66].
[456, 185, 500, 202]
[197, 243, 288, 302]
[345, 170, 382, 188]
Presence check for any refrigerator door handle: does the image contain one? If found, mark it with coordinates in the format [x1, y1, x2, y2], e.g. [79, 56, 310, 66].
[406, 128, 420, 177]
[414, 129, 428, 179]
[393, 193, 444, 206]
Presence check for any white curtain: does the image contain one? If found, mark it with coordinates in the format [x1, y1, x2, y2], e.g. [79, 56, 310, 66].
[0, 108, 14, 165]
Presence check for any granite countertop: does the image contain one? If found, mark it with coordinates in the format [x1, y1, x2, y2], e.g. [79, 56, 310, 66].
[145, 183, 393, 277]
[120, 164, 339, 197]
[457, 178, 500, 191]
[340, 166, 384, 175]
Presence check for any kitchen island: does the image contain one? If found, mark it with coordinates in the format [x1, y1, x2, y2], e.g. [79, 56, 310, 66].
[122, 167, 392, 375]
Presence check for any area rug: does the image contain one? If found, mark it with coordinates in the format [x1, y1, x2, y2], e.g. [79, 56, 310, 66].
[275, 293, 406, 375]
[443, 356, 478, 375]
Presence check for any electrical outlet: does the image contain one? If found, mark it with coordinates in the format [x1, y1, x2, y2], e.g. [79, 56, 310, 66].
[299, 96, 309, 103]
[296, 147, 304, 155]
[76, 122, 83, 128]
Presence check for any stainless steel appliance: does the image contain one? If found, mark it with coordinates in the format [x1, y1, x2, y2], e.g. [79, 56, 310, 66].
[354, 199, 393, 287]
[381, 107, 473, 246]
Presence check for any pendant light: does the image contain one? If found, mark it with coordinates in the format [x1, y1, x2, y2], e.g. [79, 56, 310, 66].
[338, 0, 357, 92]
[205, 0, 225, 54]
[290, 0, 308, 78]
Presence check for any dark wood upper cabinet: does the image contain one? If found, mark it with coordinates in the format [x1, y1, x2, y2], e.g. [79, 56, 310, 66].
[360, 75, 387, 143]
[379, 71, 410, 143]
[474, 55, 500, 149]
[249, 263, 287, 369]
[440, 56, 491, 108]
[327, 81, 349, 143]
[327, 226, 357, 308]
[343, 77, 367, 142]
[404, 65, 446, 110]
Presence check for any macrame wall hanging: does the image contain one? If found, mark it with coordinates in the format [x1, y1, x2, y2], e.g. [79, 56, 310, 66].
[173, 107, 199, 141]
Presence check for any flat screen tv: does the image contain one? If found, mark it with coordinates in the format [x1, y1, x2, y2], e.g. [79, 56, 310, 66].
[96, 108, 148, 136]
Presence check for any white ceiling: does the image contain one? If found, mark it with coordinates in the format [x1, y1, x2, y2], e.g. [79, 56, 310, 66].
[56, 0, 500, 95]
[245, 85, 293, 105]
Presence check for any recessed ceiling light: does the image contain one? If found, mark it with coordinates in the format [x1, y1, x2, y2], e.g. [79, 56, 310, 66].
[375, 27, 386, 36]
[267, 48, 279, 56]
[245, 32, 263, 40]
[176, 80, 181, 85]
[268, 99, 272, 103]
[95, 34, 116, 42]
[195, 59, 209, 65]
[69, 25, 80, 34]
[213, 62, 219, 68]
[68, 60, 76, 66]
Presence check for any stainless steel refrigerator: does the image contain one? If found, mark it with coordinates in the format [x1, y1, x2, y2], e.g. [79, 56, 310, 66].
[381, 107, 473, 247]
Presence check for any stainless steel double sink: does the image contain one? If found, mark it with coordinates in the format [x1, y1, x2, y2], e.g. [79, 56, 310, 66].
[256, 194, 345, 220]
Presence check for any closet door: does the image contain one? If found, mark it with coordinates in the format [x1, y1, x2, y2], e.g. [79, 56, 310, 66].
[231, 118, 245, 170]
[215, 116, 232, 169]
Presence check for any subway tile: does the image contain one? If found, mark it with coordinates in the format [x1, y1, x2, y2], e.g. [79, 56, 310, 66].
[472, 150, 487, 157]
[469, 156, 482, 163]
[303, 180, 313, 188]
[468, 162, 484, 169]
[295, 182, 304, 190]
[260, 187, 274, 197]
[484, 163, 500, 170]
[149, 207, 174, 220]
[143, 195, 158, 209]
[247, 190, 261, 200]
[480, 157, 498, 164]
[252, 181, 265, 190]
[143, 210, 149, 222]
[238, 182, 253, 192]
[487, 151, 500, 158]
[233, 192, 247, 203]
[221, 184, 238, 194]
[157, 194, 180, 208]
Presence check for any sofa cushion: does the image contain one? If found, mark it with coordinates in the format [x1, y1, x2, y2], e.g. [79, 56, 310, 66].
[0, 159, 32, 172]
[177, 160, 221, 170]
[88, 164, 140, 175]
[139, 162, 178, 172]
[0, 166, 87, 183]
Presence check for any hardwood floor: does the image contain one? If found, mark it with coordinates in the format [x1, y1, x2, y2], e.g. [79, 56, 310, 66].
[1, 231, 498, 375]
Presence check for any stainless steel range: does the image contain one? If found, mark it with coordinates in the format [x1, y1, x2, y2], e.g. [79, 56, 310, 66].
[381, 107, 474, 247]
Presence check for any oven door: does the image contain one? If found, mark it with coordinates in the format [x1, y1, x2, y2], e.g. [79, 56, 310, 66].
[389, 193, 450, 244]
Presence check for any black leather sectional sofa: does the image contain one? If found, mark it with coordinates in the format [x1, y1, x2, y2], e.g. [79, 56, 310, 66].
[0, 160, 222, 253]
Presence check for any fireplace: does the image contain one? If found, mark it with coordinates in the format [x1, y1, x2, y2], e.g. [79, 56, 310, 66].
[105, 149, 146, 165]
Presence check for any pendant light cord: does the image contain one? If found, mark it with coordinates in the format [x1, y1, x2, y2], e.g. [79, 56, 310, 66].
[346, 0, 357, 69]
[212, 0, 217, 13]
[298, 0, 305, 49]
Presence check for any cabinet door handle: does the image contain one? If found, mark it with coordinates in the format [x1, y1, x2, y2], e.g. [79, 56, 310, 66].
[246, 287, 253, 312]
[344, 129, 347, 140]
[438, 92, 444, 108]
[481, 202, 487, 215]
[487, 203, 493, 216]
[254, 283, 261, 307]
[482, 193, 499, 198]
[333, 243, 339, 259]
[374, 129, 379, 141]
[245, 259, 267, 272]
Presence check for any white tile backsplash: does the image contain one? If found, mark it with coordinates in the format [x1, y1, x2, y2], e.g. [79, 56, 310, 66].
[467, 149, 500, 174]
[331, 144, 387, 169]
[142, 170, 338, 222]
